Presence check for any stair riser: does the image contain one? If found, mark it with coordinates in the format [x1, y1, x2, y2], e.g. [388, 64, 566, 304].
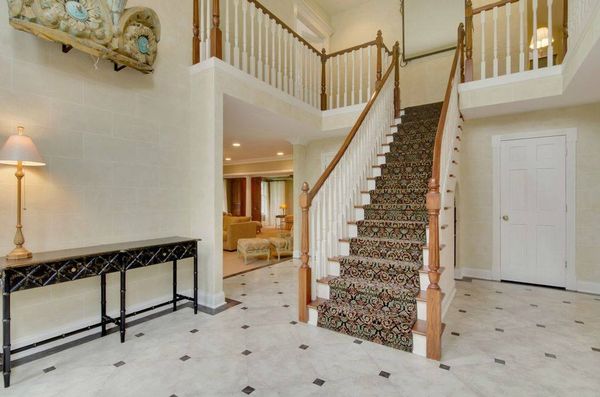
[356, 224, 426, 241]
[375, 179, 428, 190]
[327, 260, 430, 288]
[364, 209, 428, 223]
[369, 191, 426, 205]
[328, 287, 417, 317]
[354, 207, 364, 221]
[350, 240, 423, 263]
[413, 334, 426, 357]
[385, 152, 432, 164]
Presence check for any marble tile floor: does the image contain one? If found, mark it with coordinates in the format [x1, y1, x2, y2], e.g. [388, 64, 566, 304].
[4, 260, 600, 396]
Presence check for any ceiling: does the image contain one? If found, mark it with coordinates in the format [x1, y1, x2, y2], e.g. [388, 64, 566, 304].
[316, 0, 372, 16]
[223, 95, 318, 163]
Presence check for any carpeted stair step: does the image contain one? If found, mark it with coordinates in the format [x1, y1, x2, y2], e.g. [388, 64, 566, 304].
[317, 299, 416, 352]
[369, 188, 426, 205]
[350, 237, 424, 262]
[385, 150, 433, 164]
[394, 118, 440, 138]
[379, 160, 432, 178]
[401, 102, 443, 121]
[389, 140, 435, 154]
[375, 175, 429, 190]
[328, 277, 417, 314]
[356, 220, 427, 241]
[363, 204, 427, 222]
[338, 255, 421, 294]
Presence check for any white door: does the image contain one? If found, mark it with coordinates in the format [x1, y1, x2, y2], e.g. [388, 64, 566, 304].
[500, 136, 566, 287]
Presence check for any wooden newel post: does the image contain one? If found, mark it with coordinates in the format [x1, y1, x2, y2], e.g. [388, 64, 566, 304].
[393, 41, 401, 118]
[193, 0, 200, 64]
[426, 177, 442, 360]
[321, 49, 328, 111]
[210, 0, 223, 59]
[464, 0, 474, 81]
[376, 30, 383, 84]
[298, 182, 312, 323]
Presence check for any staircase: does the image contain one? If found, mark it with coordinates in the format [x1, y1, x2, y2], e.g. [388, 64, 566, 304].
[306, 103, 446, 355]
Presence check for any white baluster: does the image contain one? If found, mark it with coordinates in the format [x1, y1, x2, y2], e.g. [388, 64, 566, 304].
[295, 42, 302, 99]
[367, 46, 372, 95]
[506, 3, 512, 75]
[304, 46, 309, 102]
[336, 56, 341, 108]
[225, 0, 231, 64]
[271, 20, 277, 86]
[200, 0, 206, 60]
[351, 50, 356, 105]
[481, 10, 487, 79]
[532, 0, 539, 70]
[257, 11, 263, 81]
[278, 26, 283, 89]
[493, 6, 498, 77]
[344, 52, 348, 107]
[547, 0, 554, 66]
[233, 0, 240, 68]
[249, 3, 256, 76]
[288, 33, 294, 95]
[265, 20, 271, 82]
[359, 47, 364, 103]
[241, 1, 248, 72]
[206, 0, 211, 60]
[328, 56, 333, 109]
[283, 32, 288, 94]
[519, 0, 525, 72]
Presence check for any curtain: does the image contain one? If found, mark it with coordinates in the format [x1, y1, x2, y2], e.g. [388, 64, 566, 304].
[261, 181, 269, 224]
[223, 179, 228, 214]
[267, 181, 286, 227]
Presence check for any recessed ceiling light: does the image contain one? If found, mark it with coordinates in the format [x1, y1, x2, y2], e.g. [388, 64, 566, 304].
[232, 143, 241, 147]
[277, 152, 285, 156]
[225, 157, 232, 161]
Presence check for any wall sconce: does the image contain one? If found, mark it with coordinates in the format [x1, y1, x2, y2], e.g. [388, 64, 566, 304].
[0, 127, 45, 260]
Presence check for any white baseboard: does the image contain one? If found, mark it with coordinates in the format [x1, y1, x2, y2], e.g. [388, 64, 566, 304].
[441, 286, 457, 320]
[576, 280, 600, 295]
[198, 290, 226, 309]
[455, 267, 493, 280]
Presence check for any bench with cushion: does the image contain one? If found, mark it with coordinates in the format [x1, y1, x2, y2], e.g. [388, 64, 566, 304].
[237, 238, 271, 264]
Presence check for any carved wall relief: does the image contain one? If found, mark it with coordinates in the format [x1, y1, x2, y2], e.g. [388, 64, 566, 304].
[5, 0, 161, 73]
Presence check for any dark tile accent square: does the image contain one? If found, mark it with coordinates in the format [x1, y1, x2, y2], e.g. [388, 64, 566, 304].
[270, 273, 275, 276]
[459, 309, 467, 313]
[495, 358, 506, 365]
[464, 293, 471, 297]
[451, 332, 460, 336]
[530, 304, 539, 307]
[277, 292, 284, 295]
[274, 281, 279, 284]
[536, 324, 546, 328]
[439, 364, 450, 371]
[354, 339, 363, 344]
[299, 344, 309, 350]
[379, 371, 391, 378]
[241, 294, 247, 297]
[43, 366, 56, 373]
[283, 304, 290, 308]
[241, 283, 246, 286]
[592, 347, 600, 352]
[495, 307, 503, 310]
[495, 328, 504, 332]
[241, 307, 248, 310]
[113, 361, 126, 368]
[241, 325, 250, 330]
[496, 291, 503, 294]
[190, 329, 199, 334]
[290, 321, 298, 325]
[575, 320, 584, 324]
[170, 395, 178, 397]
[135, 333, 145, 338]
[313, 378, 325, 386]
[562, 301, 571, 304]
[242, 386, 255, 395]
[242, 350, 252, 356]
[545, 353, 557, 359]
[179, 355, 191, 362]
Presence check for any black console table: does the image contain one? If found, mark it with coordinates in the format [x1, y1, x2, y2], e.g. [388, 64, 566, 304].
[0, 237, 199, 388]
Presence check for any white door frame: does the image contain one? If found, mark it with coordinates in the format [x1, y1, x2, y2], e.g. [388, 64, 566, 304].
[492, 128, 577, 290]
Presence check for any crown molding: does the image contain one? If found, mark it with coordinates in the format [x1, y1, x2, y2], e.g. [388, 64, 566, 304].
[224, 155, 293, 166]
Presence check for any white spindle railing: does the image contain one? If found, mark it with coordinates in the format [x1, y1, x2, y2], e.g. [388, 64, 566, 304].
[468, 0, 573, 82]
[309, 73, 395, 287]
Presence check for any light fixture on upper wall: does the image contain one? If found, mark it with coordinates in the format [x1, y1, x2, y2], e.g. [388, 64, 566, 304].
[225, 157, 232, 161]
[232, 143, 241, 147]
[277, 152, 285, 156]
[0, 126, 45, 260]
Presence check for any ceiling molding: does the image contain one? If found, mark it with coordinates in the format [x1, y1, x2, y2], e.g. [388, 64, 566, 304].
[224, 155, 293, 165]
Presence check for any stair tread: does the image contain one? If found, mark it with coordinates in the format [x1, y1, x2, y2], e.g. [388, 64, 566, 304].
[318, 276, 437, 302]
[328, 256, 446, 275]
[352, 220, 428, 226]
[317, 299, 416, 322]
[412, 320, 447, 336]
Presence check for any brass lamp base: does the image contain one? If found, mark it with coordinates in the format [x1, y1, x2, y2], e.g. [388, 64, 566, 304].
[6, 246, 33, 260]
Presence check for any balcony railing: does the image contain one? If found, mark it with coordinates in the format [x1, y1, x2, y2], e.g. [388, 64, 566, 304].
[192, 0, 398, 112]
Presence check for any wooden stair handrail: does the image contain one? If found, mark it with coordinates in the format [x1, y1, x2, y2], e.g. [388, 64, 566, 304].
[326, 39, 377, 59]
[472, 0, 519, 15]
[426, 23, 465, 361]
[308, 54, 398, 205]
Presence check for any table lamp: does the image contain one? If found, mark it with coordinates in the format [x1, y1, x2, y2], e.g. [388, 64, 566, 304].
[280, 203, 287, 216]
[0, 126, 45, 260]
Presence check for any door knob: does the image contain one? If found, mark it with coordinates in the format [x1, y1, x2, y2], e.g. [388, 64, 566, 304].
[502, 215, 509, 221]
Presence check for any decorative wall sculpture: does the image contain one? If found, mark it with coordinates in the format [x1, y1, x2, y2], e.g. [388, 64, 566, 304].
[6, 0, 161, 73]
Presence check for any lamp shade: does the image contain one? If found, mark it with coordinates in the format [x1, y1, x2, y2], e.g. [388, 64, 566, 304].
[0, 128, 45, 166]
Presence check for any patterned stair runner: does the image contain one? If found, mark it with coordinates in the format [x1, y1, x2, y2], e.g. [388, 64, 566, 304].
[317, 102, 442, 352]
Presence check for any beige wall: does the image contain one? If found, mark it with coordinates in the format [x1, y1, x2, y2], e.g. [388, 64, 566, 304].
[224, 159, 293, 175]
[0, 0, 208, 344]
[458, 102, 600, 285]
